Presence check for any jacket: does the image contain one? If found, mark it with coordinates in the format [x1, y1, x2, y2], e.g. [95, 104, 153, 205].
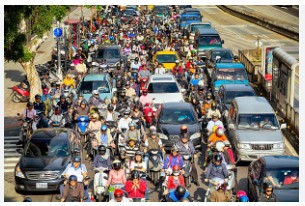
[175, 141, 195, 156]
[167, 175, 185, 191]
[163, 155, 184, 170]
[210, 190, 231, 202]
[205, 162, 229, 180]
[92, 154, 112, 169]
[125, 179, 147, 198]
[167, 190, 191, 202]
[258, 193, 278, 202]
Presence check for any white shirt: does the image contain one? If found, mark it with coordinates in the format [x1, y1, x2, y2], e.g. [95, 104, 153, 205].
[22, 108, 37, 119]
[131, 62, 141, 70]
[130, 161, 147, 171]
[63, 163, 87, 182]
[106, 111, 114, 121]
[155, 67, 166, 75]
[118, 117, 132, 131]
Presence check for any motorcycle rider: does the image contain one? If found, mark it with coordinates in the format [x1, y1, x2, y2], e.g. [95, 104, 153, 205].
[172, 60, 183, 77]
[111, 96, 123, 112]
[113, 63, 124, 77]
[131, 57, 142, 70]
[48, 106, 65, 127]
[34, 94, 48, 128]
[164, 165, 185, 192]
[163, 145, 184, 176]
[75, 59, 87, 81]
[125, 82, 136, 98]
[72, 93, 87, 109]
[88, 90, 104, 109]
[144, 131, 165, 165]
[258, 182, 278, 202]
[190, 73, 201, 87]
[62, 74, 76, 88]
[109, 188, 129, 202]
[118, 110, 133, 134]
[207, 102, 222, 119]
[206, 113, 224, 134]
[139, 89, 152, 107]
[106, 160, 126, 199]
[164, 185, 192, 202]
[138, 64, 151, 79]
[57, 95, 70, 114]
[19, 101, 37, 131]
[126, 121, 141, 141]
[61, 175, 84, 202]
[125, 170, 147, 199]
[204, 154, 229, 183]
[92, 145, 112, 170]
[195, 86, 206, 103]
[41, 88, 52, 116]
[210, 179, 231, 202]
[74, 100, 90, 119]
[101, 104, 119, 122]
[117, 89, 129, 108]
[175, 126, 199, 186]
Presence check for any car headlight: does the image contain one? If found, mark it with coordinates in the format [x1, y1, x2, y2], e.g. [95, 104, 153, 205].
[237, 142, 251, 149]
[158, 133, 168, 140]
[15, 165, 25, 178]
[273, 142, 284, 149]
[190, 132, 201, 140]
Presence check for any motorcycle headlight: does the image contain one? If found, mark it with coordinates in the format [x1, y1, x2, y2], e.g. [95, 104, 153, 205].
[190, 132, 201, 140]
[273, 142, 284, 149]
[237, 142, 251, 149]
[158, 133, 168, 140]
[15, 165, 25, 178]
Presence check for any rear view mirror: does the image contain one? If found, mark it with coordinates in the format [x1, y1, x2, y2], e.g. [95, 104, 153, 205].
[280, 123, 287, 129]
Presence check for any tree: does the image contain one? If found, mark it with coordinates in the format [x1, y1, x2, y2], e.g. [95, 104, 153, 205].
[4, 5, 70, 101]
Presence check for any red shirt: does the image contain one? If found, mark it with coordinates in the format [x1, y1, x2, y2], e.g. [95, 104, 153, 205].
[125, 179, 147, 198]
[185, 62, 193, 71]
[283, 176, 299, 185]
[167, 175, 185, 191]
[172, 66, 183, 74]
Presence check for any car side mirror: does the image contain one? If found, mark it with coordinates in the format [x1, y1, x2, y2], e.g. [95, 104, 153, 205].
[16, 148, 23, 154]
[280, 123, 287, 129]
[221, 40, 224, 44]
[228, 124, 235, 130]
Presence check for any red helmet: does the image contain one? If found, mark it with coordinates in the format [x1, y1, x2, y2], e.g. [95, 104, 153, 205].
[142, 88, 148, 93]
[236, 190, 247, 199]
[141, 45, 145, 50]
[114, 188, 124, 197]
[172, 165, 180, 172]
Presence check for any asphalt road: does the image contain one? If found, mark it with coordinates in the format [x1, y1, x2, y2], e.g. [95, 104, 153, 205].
[4, 5, 298, 202]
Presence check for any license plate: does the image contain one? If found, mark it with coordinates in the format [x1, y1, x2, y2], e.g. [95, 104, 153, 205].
[36, 183, 48, 189]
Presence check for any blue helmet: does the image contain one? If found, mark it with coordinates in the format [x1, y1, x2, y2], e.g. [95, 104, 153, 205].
[101, 124, 107, 131]
[239, 196, 249, 202]
[69, 175, 78, 182]
[109, 36, 114, 41]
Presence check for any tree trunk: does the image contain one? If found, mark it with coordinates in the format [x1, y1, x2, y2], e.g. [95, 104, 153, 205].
[21, 62, 42, 102]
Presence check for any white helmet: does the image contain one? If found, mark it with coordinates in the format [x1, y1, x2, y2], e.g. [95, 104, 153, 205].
[215, 141, 226, 152]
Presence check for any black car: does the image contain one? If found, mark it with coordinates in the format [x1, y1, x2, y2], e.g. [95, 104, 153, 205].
[15, 128, 82, 193]
[94, 45, 121, 68]
[155, 102, 202, 150]
[248, 156, 299, 202]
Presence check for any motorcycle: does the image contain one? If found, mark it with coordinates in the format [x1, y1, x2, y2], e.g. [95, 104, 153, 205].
[93, 167, 110, 202]
[10, 83, 30, 103]
[182, 153, 193, 188]
[146, 149, 163, 185]
[143, 103, 155, 128]
[17, 114, 34, 146]
[76, 116, 90, 143]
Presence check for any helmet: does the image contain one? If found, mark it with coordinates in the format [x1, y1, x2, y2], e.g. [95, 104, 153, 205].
[215, 141, 225, 152]
[216, 127, 224, 137]
[211, 102, 217, 110]
[93, 90, 99, 95]
[112, 160, 122, 170]
[107, 104, 114, 111]
[98, 145, 107, 155]
[263, 182, 273, 191]
[79, 92, 84, 97]
[234, 55, 239, 59]
[101, 124, 107, 131]
[35, 94, 41, 99]
[135, 57, 139, 62]
[23, 197, 32, 202]
[124, 110, 130, 115]
[175, 60, 179, 64]
[180, 125, 188, 134]
[60, 94, 66, 99]
[175, 185, 186, 199]
[114, 188, 124, 198]
[111, 96, 118, 103]
[198, 86, 204, 91]
[128, 137, 137, 142]
[128, 122, 136, 127]
[92, 113, 99, 119]
[171, 145, 179, 153]
[69, 175, 78, 182]
[27, 102, 34, 107]
[236, 190, 247, 199]
[206, 92, 212, 98]
[142, 88, 148, 94]
[135, 151, 143, 157]
[180, 133, 190, 140]
[73, 156, 81, 163]
[172, 165, 180, 176]
[43, 88, 49, 94]
[130, 170, 140, 179]
[239, 196, 249, 202]
[213, 154, 222, 163]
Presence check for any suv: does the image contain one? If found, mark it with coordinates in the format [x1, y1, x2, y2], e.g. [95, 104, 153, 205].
[226, 96, 286, 162]
[76, 73, 115, 101]
[95, 45, 121, 69]
[146, 74, 185, 108]
[155, 102, 202, 150]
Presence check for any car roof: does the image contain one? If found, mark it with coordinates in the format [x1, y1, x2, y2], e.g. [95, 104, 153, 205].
[190, 22, 211, 26]
[215, 62, 245, 68]
[31, 128, 72, 139]
[83, 73, 110, 81]
[183, 8, 200, 13]
[261, 156, 299, 169]
[196, 27, 219, 35]
[234, 96, 274, 114]
[149, 74, 176, 82]
[156, 51, 178, 55]
[97, 45, 120, 50]
[211, 48, 233, 53]
[162, 102, 192, 109]
[221, 84, 255, 92]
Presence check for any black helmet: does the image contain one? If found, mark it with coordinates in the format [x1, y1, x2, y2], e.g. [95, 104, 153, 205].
[69, 175, 78, 182]
[35, 94, 41, 99]
[107, 104, 114, 111]
[130, 170, 140, 180]
[213, 154, 222, 163]
[234, 55, 239, 59]
[263, 182, 273, 191]
[135, 57, 139, 62]
[27, 102, 34, 107]
[98, 145, 107, 155]
[175, 185, 187, 199]
[112, 160, 122, 170]
[73, 156, 81, 163]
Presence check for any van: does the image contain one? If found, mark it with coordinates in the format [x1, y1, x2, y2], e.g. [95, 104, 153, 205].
[211, 63, 249, 95]
[226, 96, 286, 162]
[194, 28, 224, 52]
[187, 22, 212, 39]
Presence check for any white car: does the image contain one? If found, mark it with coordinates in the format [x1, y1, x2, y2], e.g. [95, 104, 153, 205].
[146, 74, 186, 108]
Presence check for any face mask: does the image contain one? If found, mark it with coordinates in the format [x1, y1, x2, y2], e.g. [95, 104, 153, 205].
[124, 115, 129, 118]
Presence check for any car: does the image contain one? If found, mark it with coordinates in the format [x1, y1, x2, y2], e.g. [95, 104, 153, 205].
[153, 7, 171, 21]
[94, 45, 121, 68]
[179, 12, 202, 29]
[211, 62, 249, 95]
[226, 96, 286, 162]
[186, 22, 212, 39]
[146, 74, 185, 108]
[76, 73, 115, 101]
[215, 84, 256, 120]
[247, 156, 299, 202]
[120, 9, 138, 23]
[155, 102, 202, 150]
[206, 48, 234, 70]
[194, 28, 224, 52]
[153, 51, 181, 70]
[15, 128, 82, 193]
[125, 6, 140, 15]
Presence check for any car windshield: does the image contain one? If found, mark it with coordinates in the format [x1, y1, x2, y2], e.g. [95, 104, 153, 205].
[80, 81, 110, 94]
[24, 131, 70, 157]
[96, 48, 120, 59]
[265, 168, 299, 189]
[212, 50, 234, 61]
[181, 16, 200, 21]
[238, 114, 279, 130]
[148, 82, 179, 93]
[156, 54, 177, 63]
[191, 24, 211, 32]
[159, 108, 196, 124]
[216, 68, 247, 81]
[225, 91, 255, 104]
[199, 36, 222, 46]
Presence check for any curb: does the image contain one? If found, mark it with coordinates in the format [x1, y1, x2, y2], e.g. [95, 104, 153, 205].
[217, 5, 299, 41]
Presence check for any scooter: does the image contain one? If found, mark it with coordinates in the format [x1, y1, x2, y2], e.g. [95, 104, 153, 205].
[182, 154, 193, 188]
[143, 103, 155, 128]
[10, 83, 30, 103]
[76, 116, 90, 143]
[147, 149, 163, 185]
[17, 113, 34, 146]
[93, 167, 110, 202]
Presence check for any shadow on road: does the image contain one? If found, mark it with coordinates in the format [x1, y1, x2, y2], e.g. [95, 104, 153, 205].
[4, 69, 25, 83]
[193, 187, 206, 201]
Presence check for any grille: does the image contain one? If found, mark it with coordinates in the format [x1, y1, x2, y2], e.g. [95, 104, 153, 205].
[251, 144, 273, 150]
[26, 171, 59, 180]
[169, 135, 180, 140]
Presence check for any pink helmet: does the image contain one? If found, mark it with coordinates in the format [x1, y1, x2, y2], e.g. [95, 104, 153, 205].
[236, 190, 247, 199]
[141, 45, 145, 50]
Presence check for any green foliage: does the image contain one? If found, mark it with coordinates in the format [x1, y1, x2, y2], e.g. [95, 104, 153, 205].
[52, 5, 70, 21]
